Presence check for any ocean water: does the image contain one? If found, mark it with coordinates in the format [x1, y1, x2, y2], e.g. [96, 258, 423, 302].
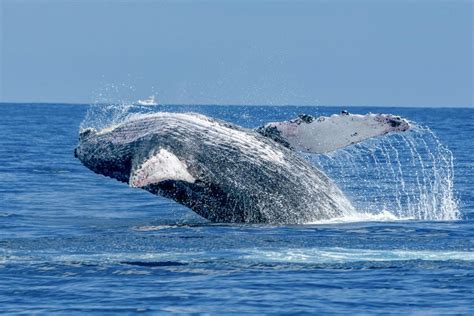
[0, 103, 473, 314]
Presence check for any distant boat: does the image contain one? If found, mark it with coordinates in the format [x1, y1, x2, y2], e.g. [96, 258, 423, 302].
[137, 96, 157, 106]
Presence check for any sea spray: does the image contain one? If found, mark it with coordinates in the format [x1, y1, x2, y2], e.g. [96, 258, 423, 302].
[81, 83, 158, 131]
[310, 125, 459, 221]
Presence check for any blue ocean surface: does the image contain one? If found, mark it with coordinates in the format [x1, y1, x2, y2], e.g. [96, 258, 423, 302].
[0, 103, 473, 314]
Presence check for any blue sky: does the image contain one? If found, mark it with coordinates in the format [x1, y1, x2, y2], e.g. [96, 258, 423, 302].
[1, 0, 472, 106]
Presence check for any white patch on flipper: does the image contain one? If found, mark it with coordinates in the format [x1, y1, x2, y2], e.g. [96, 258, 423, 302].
[267, 113, 410, 154]
[130, 149, 195, 188]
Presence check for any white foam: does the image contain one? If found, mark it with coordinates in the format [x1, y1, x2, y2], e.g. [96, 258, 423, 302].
[243, 247, 474, 263]
[8, 247, 472, 266]
[306, 210, 410, 224]
[132, 225, 181, 231]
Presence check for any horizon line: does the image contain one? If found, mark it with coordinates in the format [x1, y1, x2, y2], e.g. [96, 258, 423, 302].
[0, 101, 472, 109]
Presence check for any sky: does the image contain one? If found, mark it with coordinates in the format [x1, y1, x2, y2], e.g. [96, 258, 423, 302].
[0, 0, 472, 107]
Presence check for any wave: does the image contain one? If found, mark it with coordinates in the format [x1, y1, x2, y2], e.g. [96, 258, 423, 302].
[4, 248, 473, 266]
[242, 247, 474, 263]
[311, 125, 459, 221]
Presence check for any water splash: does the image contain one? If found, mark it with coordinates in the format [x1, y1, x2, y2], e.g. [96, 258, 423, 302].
[310, 125, 459, 221]
[243, 247, 474, 263]
[80, 83, 158, 131]
[5, 248, 474, 266]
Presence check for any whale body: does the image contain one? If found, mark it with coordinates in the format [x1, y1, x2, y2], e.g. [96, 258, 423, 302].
[75, 111, 409, 224]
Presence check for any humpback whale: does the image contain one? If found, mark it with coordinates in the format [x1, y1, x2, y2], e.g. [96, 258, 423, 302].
[75, 111, 410, 224]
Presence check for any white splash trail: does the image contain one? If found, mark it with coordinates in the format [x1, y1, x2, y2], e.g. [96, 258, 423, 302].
[3, 247, 473, 266]
[243, 247, 474, 263]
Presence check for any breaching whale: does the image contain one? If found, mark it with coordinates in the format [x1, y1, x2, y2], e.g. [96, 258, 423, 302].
[75, 111, 410, 224]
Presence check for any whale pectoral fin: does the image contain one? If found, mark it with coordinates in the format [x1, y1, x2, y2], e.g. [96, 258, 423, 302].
[258, 112, 411, 154]
[129, 148, 195, 188]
